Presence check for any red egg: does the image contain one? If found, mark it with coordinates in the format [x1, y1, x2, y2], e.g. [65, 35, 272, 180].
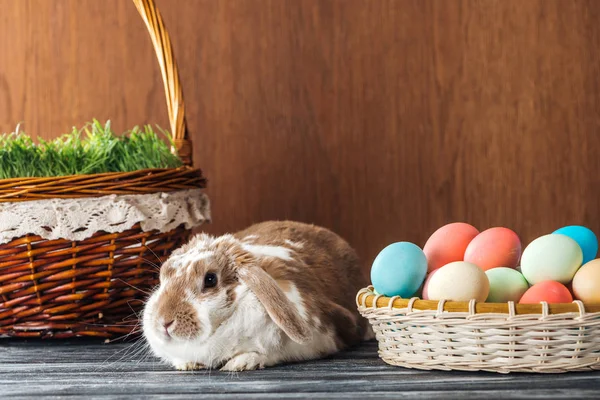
[423, 223, 479, 273]
[464, 227, 521, 271]
[519, 281, 573, 304]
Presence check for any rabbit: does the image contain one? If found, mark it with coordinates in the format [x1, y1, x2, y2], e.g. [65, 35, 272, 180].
[142, 220, 374, 372]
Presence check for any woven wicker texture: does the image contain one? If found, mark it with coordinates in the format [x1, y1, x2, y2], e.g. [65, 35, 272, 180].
[0, 167, 206, 202]
[357, 286, 600, 373]
[0, 0, 205, 339]
[0, 224, 190, 339]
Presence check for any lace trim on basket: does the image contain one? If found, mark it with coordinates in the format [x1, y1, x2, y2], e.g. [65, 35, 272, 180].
[0, 189, 210, 244]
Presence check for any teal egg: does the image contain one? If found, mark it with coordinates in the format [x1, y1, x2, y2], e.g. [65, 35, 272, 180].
[370, 242, 428, 297]
[553, 225, 598, 265]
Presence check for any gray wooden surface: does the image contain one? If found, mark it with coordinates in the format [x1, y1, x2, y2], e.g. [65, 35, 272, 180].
[0, 339, 598, 399]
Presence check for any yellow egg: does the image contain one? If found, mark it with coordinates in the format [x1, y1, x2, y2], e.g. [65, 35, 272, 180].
[572, 259, 600, 303]
[426, 261, 490, 302]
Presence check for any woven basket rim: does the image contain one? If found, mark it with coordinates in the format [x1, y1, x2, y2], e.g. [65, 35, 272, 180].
[357, 286, 600, 315]
[0, 166, 206, 202]
[0, 166, 195, 184]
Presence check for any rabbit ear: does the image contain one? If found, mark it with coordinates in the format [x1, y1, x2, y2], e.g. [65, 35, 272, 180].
[238, 265, 311, 344]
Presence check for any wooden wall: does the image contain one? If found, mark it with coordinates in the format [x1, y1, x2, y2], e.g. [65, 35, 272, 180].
[1, 0, 599, 272]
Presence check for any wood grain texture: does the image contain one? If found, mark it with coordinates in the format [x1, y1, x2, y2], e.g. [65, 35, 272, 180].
[1, 0, 600, 272]
[0, 340, 599, 398]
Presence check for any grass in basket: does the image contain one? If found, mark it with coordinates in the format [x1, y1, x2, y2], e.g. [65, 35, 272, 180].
[0, 119, 183, 179]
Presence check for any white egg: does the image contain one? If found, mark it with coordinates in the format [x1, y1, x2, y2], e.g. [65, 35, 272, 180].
[520, 234, 583, 285]
[426, 261, 490, 302]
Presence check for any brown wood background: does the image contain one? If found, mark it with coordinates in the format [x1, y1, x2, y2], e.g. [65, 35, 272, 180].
[1, 0, 599, 272]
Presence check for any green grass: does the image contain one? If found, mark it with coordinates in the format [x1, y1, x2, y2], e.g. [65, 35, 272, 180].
[0, 120, 183, 179]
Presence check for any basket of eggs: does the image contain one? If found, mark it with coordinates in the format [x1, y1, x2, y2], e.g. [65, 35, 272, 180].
[356, 223, 600, 374]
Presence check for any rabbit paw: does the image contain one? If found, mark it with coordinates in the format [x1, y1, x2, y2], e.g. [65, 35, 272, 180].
[221, 352, 267, 372]
[174, 361, 206, 371]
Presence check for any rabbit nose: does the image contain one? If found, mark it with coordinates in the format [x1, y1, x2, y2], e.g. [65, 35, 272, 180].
[163, 320, 174, 336]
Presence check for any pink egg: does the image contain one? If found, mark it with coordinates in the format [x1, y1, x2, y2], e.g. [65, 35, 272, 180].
[421, 269, 440, 300]
[423, 223, 479, 273]
[519, 281, 573, 304]
[464, 227, 521, 271]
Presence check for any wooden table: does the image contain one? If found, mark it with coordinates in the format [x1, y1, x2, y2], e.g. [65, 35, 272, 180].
[1, 339, 598, 399]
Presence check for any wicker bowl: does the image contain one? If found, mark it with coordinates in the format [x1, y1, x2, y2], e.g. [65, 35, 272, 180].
[0, 0, 205, 339]
[357, 286, 600, 373]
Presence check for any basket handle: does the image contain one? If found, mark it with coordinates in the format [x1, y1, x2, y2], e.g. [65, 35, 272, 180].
[132, 0, 192, 166]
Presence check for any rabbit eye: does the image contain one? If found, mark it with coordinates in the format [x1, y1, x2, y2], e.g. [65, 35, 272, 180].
[204, 272, 218, 288]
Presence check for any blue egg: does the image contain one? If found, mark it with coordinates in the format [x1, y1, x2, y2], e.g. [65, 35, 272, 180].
[553, 225, 598, 265]
[370, 242, 428, 297]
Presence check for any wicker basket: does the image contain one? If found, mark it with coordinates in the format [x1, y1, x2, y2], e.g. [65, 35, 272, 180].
[0, 0, 206, 339]
[357, 286, 600, 373]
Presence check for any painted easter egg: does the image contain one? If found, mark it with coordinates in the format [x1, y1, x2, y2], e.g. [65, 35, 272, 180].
[370, 242, 428, 298]
[423, 222, 479, 273]
[485, 267, 529, 303]
[421, 268, 440, 300]
[464, 227, 521, 271]
[572, 259, 600, 303]
[553, 225, 598, 265]
[520, 234, 583, 285]
[425, 261, 489, 302]
[411, 280, 425, 298]
[519, 281, 573, 304]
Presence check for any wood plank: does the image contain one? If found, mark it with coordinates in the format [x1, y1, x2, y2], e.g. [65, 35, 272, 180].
[0, 340, 599, 398]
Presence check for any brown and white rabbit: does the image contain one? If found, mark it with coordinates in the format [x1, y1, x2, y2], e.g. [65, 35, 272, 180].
[142, 220, 373, 371]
